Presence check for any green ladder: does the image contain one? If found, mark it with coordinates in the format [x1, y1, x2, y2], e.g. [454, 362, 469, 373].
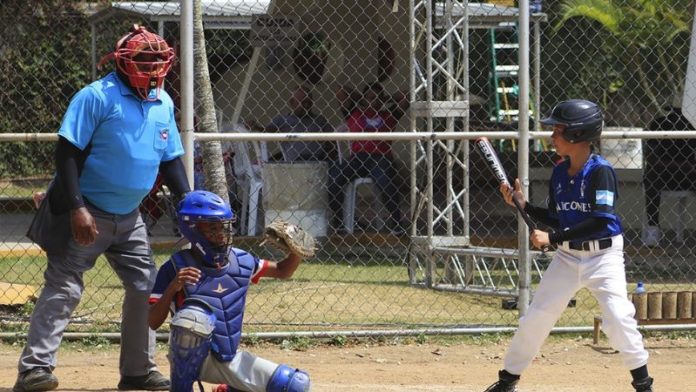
[489, 23, 533, 124]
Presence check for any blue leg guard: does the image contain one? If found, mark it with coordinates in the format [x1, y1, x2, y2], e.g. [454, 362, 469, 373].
[266, 364, 311, 392]
[169, 301, 216, 392]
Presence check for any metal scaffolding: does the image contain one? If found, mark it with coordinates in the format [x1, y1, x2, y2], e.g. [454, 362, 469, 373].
[407, 1, 547, 305]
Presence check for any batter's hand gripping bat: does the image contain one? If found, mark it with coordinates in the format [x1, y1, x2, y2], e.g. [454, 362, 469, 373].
[474, 137, 551, 252]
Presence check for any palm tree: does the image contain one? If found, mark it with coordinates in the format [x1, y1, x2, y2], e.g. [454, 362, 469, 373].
[194, 0, 229, 203]
[556, 0, 691, 114]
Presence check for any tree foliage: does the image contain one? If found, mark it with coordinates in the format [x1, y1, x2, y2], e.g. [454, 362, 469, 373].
[0, 0, 97, 177]
[555, 0, 692, 117]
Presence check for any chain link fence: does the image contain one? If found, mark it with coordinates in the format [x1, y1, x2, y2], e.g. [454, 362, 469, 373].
[1, 0, 696, 336]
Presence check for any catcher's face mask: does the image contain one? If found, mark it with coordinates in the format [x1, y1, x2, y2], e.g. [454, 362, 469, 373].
[196, 221, 234, 249]
[187, 219, 234, 268]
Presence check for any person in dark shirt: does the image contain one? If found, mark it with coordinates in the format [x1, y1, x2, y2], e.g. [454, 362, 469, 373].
[266, 86, 335, 162]
[641, 106, 696, 246]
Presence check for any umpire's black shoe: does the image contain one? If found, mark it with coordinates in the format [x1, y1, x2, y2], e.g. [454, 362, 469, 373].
[13, 367, 59, 392]
[483, 370, 519, 392]
[118, 370, 170, 391]
[632, 376, 654, 392]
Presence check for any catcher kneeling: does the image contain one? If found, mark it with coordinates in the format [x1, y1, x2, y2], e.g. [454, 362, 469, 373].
[148, 190, 314, 392]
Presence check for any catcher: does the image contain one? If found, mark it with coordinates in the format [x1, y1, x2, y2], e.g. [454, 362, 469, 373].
[148, 190, 314, 392]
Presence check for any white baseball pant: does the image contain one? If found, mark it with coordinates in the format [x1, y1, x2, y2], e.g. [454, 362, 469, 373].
[504, 235, 648, 374]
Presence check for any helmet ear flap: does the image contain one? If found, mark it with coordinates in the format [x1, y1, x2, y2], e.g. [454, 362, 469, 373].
[564, 129, 582, 144]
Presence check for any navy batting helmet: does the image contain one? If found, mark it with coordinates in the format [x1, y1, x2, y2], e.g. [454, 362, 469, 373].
[540, 99, 603, 143]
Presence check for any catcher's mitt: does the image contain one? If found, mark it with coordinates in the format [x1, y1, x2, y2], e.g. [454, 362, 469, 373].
[261, 219, 316, 258]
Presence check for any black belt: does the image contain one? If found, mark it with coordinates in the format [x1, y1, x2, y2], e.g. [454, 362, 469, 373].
[568, 238, 613, 251]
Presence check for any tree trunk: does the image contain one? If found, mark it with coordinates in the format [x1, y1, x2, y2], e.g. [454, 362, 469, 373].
[194, 0, 229, 204]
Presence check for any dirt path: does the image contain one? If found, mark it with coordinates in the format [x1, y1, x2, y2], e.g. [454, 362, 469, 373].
[0, 336, 694, 391]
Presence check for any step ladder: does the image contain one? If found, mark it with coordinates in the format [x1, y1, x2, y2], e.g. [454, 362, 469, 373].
[489, 23, 533, 124]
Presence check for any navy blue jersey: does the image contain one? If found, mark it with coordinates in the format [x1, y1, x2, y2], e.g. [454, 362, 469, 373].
[547, 154, 623, 240]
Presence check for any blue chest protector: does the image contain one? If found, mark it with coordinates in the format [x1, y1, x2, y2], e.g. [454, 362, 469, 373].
[550, 155, 622, 240]
[172, 248, 256, 362]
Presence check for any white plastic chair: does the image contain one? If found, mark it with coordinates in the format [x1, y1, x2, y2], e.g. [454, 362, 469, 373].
[222, 123, 266, 236]
[343, 177, 385, 233]
[335, 131, 384, 233]
[660, 190, 693, 243]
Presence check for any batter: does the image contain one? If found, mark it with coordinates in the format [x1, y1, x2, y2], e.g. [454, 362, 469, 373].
[483, 100, 653, 392]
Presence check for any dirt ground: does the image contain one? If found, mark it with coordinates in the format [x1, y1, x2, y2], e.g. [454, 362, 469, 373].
[0, 335, 694, 392]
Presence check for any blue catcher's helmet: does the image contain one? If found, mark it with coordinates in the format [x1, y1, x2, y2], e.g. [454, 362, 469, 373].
[177, 191, 236, 268]
[540, 99, 603, 143]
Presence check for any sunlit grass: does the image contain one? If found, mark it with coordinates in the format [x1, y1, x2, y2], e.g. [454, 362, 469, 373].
[1, 251, 694, 334]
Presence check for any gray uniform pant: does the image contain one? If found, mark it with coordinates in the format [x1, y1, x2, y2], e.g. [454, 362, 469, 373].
[18, 203, 158, 377]
[198, 351, 278, 392]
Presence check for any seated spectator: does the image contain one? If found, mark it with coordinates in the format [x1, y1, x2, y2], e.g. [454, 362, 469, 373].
[328, 82, 409, 234]
[642, 106, 696, 246]
[265, 85, 335, 162]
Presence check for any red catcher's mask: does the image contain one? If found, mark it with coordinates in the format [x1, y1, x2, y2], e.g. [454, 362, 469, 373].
[98, 25, 175, 101]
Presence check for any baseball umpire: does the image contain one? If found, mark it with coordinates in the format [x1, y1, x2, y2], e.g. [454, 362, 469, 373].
[15, 25, 190, 391]
[148, 190, 312, 392]
[484, 100, 653, 392]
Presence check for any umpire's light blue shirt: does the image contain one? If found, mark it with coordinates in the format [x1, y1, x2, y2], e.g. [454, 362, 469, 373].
[58, 72, 184, 214]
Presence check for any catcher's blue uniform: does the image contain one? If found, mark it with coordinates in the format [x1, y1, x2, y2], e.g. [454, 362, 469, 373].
[150, 248, 266, 314]
[171, 248, 259, 361]
[150, 248, 310, 392]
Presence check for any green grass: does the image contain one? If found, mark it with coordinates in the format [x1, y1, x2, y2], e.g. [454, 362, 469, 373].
[1, 251, 695, 334]
[0, 178, 51, 199]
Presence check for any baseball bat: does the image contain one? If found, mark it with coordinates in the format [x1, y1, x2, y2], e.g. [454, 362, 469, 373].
[474, 137, 550, 252]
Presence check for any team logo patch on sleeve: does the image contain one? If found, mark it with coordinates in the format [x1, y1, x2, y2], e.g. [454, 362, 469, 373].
[596, 190, 614, 206]
[160, 129, 169, 141]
